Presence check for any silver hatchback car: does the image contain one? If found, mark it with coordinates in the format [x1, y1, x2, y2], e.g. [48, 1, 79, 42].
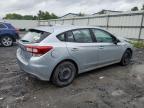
[17, 25, 133, 86]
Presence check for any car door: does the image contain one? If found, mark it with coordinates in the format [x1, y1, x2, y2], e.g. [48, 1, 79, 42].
[65, 29, 99, 72]
[92, 29, 123, 65]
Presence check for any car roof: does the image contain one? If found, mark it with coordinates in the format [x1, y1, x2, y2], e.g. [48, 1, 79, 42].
[0, 22, 10, 24]
[33, 25, 102, 34]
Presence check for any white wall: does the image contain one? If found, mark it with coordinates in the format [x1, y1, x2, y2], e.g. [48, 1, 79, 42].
[1, 11, 144, 39]
[1, 20, 38, 29]
[42, 11, 144, 39]
[89, 17, 107, 26]
[60, 14, 78, 19]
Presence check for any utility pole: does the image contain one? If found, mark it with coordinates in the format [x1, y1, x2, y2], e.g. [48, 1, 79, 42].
[138, 11, 144, 40]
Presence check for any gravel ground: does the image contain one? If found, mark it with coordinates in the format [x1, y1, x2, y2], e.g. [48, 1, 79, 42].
[0, 45, 144, 108]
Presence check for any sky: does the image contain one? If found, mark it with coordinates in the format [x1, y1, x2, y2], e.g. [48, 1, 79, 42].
[0, 0, 143, 18]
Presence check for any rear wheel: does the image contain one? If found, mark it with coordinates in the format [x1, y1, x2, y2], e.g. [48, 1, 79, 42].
[0, 36, 13, 47]
[51, 61, 76, 87]
[120, 50, 132, 66]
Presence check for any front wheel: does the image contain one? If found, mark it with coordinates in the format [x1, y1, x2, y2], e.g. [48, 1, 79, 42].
[120, 50, 132, 66]
[0, 36, 13, 47]
[51, 61, 76, 87]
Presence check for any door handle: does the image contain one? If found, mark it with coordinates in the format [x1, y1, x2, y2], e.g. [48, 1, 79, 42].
[99, 46, 104, 49]
[71, 48, 79, 51]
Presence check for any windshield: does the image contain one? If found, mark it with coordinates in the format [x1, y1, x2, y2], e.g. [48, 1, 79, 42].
[21, 29, 51, 43]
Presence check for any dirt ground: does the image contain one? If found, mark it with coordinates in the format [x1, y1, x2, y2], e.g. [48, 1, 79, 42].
[0, 45, 144, 108]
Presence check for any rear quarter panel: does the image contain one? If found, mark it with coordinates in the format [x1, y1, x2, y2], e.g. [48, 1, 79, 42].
[40, 35, 81, 74]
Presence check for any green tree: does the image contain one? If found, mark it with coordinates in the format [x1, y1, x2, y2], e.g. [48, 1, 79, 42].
[37, 10, 58, 20]
[51, 13, 58, 19]
[23, 15, 34, 20]
[38, 10, 45, 20]
[3, 11, 58, 20]
[4, 13, 23, 19]
[131, 6, 139, 11]
[44, 11, 51, 19]
[33, 15, 38, 20]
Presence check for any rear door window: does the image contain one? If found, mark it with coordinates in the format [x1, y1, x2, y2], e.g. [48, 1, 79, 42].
[21, 29, 51, 43]
[72, 29, 93, 43]
[65, 29, 93, 43]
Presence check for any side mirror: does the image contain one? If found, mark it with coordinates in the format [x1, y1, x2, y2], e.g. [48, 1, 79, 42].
[113, 39, 119, 45]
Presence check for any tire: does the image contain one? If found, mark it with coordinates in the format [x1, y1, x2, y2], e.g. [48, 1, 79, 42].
[120, 50, 132, 66]
[51, 61, 76, 87]
[0, 36, 13, 47]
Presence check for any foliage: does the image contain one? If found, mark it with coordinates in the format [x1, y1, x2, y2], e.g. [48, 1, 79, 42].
[4, 13, 23, 19]
[131, 6, 139, 11]
[23, 15, 36, 20]
[37, 10, 58, 20]
[3, 10, 58, 20]
[131, 4, 144, 11]
[131, 40, 144, 48]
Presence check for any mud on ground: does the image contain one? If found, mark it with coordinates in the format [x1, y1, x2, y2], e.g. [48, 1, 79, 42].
[0, 46, 144, 108]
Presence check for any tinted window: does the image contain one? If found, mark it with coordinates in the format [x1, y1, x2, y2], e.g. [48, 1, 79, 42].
[21, 29, 51, 43]
[0, 24, 7, 29]
[57, 33, 65, 41]
[67, 31, 75, 42]
[72, 29, 92, 43]
[92, 29, 113, 43]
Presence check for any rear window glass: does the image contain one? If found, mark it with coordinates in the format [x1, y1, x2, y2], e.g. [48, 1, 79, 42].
[21, 29, 51, 43]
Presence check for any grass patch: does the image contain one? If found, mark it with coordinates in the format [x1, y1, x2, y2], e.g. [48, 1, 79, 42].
[130, 40, 144, 48]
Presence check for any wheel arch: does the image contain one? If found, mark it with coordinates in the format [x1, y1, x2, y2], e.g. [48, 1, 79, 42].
[121, 48, 133, 59]
[0, 33, 16, 42]
[120, 47, 133, 66]
[50, 59, 79, 81]
[126, 48, 133, 55]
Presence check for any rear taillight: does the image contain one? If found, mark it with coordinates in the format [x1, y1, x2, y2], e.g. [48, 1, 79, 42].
[26, 46, 53, 56]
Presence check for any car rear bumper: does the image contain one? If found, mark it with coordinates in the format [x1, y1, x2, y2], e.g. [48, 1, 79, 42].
[17, 51, 53, 81]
